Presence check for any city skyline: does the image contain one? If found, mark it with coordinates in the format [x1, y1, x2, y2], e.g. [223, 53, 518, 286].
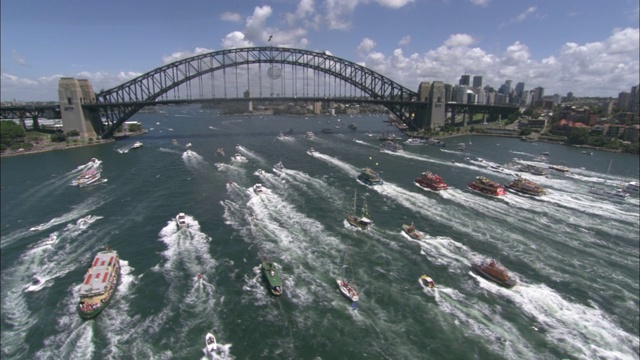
[1, 0, 638, 102]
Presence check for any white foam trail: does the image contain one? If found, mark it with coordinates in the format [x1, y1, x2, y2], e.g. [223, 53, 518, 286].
[235, 146, 266, 165]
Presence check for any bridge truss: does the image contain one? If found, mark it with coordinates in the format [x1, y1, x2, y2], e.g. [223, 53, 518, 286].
[91, 46, 419, 138]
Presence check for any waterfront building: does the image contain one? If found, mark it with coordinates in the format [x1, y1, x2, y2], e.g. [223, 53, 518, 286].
[472, 76, 483, 89]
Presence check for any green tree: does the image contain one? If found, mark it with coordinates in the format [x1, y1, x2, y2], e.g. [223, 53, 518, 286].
[51, 132, 67, 142]
[127, 123, 143, 132]
[566, 127, 589, 145]
[67, 129, 80, 137]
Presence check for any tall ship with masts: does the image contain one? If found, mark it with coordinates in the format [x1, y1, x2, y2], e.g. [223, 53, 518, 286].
[346, 190, 373, 230]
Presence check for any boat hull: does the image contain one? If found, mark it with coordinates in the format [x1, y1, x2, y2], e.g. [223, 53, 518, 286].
[415, 178, 448, 191]
[471, 263, 516, 288]
[468, 183, 506, 196]
[357, 174, 383, 186]
[78, 259, 120, 319]
[336, 279, 359, 302]
[262, 261, 283, 296]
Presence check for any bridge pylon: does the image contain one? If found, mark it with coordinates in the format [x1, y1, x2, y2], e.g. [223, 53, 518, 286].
[58, 78, 103, 140]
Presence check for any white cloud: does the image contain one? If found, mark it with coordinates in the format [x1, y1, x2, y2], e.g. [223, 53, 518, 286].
[357, 38, 376, 54]
[469, 0, 489, 6]
[161, 47, 214, 64]
[444, 34, 475, 47]
[285, 0, 316, 26]
[500, 6, 537, 28]
[398, 35, 411, 47]
[220, 12, 242, 23]
[12, 50, 27, 66]
[221, 31, 254, 48]
[375, 0, 415, 8]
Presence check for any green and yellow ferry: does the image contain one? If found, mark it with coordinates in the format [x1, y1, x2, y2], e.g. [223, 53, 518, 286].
[78, 247, 120, 319]
[262, 261, 283, 296]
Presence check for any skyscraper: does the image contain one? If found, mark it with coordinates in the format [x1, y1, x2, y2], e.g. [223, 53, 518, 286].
[459, 75, 470, 86]
[515, 82, 525, 97]
[472, 76, 482, 88]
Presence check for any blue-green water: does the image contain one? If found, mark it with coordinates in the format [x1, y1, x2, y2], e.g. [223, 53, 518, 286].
[1, 106, 639, 359]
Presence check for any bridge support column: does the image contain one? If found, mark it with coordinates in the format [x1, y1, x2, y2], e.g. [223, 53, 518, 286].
[58, 78, 101, 140]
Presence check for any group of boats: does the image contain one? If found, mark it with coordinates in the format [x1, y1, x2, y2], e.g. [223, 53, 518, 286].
[71, 158, 104, 187]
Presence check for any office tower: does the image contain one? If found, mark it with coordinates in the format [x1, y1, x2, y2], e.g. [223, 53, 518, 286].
[515, 82, 525, 97]
[472, 76, 482, 89]
[459, 75, 470, 86]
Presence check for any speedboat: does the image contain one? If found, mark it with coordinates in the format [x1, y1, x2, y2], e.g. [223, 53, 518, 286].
[405, 138, 425, 145]
[305, 131, 314, 139]
[216, 147, 225, 156]
[205, 332, 217, 352]
[232, 153, 247, 162]
[197, 273, 203, 281]
[253, 183, 265, 195]
[73, 168, 102, 187]
[402, 223, 425, 240]
[336, 279, 359, 302]
[307, 147, 317, 156]
[24, 276, 45, 292]
[273, 161, 285, 172]
[548, 165, 570, 173]
[419, 275, 436, 288]
[131, 141, 143, 149]
[176, 213, 188, 229]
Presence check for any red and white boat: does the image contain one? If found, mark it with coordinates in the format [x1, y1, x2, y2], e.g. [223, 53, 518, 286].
[467, 176, 506, 196]
[336, 279, 359, 302]
[415, 171, 448, 191]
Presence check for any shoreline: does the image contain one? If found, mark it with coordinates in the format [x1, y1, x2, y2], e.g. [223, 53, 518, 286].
[0, 139, 115, 158]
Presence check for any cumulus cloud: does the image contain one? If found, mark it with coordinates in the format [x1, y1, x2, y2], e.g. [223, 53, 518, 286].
[161, 47, 214, 64]
[357, 38, 376, 54]
[398, 35, 411, 47]
[220, 12, 242, 22]
[285, 0, 316, 26]
[444, 34, 475, 47]
[221, 31, 254, 48]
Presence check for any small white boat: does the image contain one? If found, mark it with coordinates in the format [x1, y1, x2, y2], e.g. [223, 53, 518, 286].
[185, 143, 192, 148]
[205, 332, 217, 352]
[419, 275, 436, 288]
[307, 147, 317, 156]
[253, 183, 265, 195]
[232, 153, 247, 162]
[336, 279, 359, 302]
[305, 131, 314, 139]
[176, 213, 188, 229]
[273, 161, 285, 172]
[131, 141, 143, 149]
[24, 276, 45, 292]
[405, 138, 425, 145]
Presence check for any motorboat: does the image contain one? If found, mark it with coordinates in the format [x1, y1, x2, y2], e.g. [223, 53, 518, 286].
[336, 279, 359, 302]
[402, 223, 425, 240]
[262, 261, 283, 296]
[216, 147, 225, 156]
[623, 181, 639, 195]
[471, 258, 517, 288]
[405, 138, 425, 145]
[548, 165, 570, 173]
[253, 183, 265, 195]
[273, 161, 285, 172]
[419, 275, 436, 288]
[307, 147, 318, 156]
[205, 332, 217, 352]
[73, 168, 102, 187]
[232, 153, 247, 162]
[305, 131, 315, 139]
[24, 276, 45, 292]
[176, 213, 188, 229]
[131, 141, 143, 149]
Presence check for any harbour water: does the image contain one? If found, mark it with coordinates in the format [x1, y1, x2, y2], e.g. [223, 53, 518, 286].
[1, 106, 639, 359]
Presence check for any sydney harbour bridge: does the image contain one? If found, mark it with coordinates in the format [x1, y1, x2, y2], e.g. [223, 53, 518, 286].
[0, 46, 517, 139]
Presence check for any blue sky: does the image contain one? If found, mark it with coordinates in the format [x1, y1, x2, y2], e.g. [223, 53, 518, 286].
[1, 0, 638, 101]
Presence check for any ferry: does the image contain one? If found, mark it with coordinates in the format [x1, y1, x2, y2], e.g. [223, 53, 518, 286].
[176, 213, 188, 229]
[467, 176, 506, 196]
[78, 247, 120, 319]
[402, 223, 425, 240]
[471, 258, 517, 288]
[518, 163, 547, 176]
[623, 181, 639, 195]
[505, 177, 546, 196]
[357, 167, 383, 186]
[262, 261, 283, 296]
[415, 171, 448, 191]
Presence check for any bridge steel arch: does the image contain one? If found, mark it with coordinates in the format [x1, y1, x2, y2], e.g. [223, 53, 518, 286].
[94, 46, 419, 138]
